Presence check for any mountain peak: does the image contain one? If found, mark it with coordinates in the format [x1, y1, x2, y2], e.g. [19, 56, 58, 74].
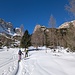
[58, 20, 75, 29]
[33, 25, 41, 33]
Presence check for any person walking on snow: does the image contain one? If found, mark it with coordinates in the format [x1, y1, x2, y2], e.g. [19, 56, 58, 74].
[25, 48, 28, 57]
[18, 49, 23, 62]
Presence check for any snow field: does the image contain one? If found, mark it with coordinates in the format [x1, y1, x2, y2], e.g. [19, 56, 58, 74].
[0, 48, 19, 75]
[20, 50, 75, 75]
[0, 47, 75, 75]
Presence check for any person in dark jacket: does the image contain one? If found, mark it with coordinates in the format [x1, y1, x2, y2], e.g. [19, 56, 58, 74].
[18, 50, 23, 62]
[25, 48, 28, 57]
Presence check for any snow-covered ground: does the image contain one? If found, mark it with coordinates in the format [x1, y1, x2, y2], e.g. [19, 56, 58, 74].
[0, 47, 75, 75]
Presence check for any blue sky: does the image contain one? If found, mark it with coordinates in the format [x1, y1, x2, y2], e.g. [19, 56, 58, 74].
[0, 0, 71, 34]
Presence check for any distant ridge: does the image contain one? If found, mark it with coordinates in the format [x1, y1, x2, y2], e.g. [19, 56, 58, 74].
[58, 20, 75, 29]
[0, 18, 14, 35]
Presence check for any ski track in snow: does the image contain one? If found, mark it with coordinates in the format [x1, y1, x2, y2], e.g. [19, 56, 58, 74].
[33, 52, 67, 75]
[0, 48, 19, 75]
[0, 54, 17, 68]
[0, 48, 75, 75]
[36, 57, 67, 75]
[16, 50, 75, 75]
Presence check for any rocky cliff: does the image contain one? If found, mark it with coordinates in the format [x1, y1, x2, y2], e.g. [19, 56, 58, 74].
[0, 18, 14, 35]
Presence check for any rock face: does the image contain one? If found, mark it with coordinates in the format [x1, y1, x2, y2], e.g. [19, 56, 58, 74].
[31, 20, 75, 50]
[0, 18, 14, 35]
[0, 18, 23, 37]
[31, 25, 47, 47]
[58, 20, 75, 29]
[0, 18, 23, 47]
[33, 25, 41, 33]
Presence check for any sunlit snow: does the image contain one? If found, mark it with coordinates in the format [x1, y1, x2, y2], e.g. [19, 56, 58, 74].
[0, 47, 75, 75]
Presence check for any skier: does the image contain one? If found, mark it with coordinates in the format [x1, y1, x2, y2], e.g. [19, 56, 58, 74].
[25, 48, 28, 57]
[18, 49, 23, 62]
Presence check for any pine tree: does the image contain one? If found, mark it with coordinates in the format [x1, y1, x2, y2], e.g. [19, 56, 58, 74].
[20, 30, 31, 48]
